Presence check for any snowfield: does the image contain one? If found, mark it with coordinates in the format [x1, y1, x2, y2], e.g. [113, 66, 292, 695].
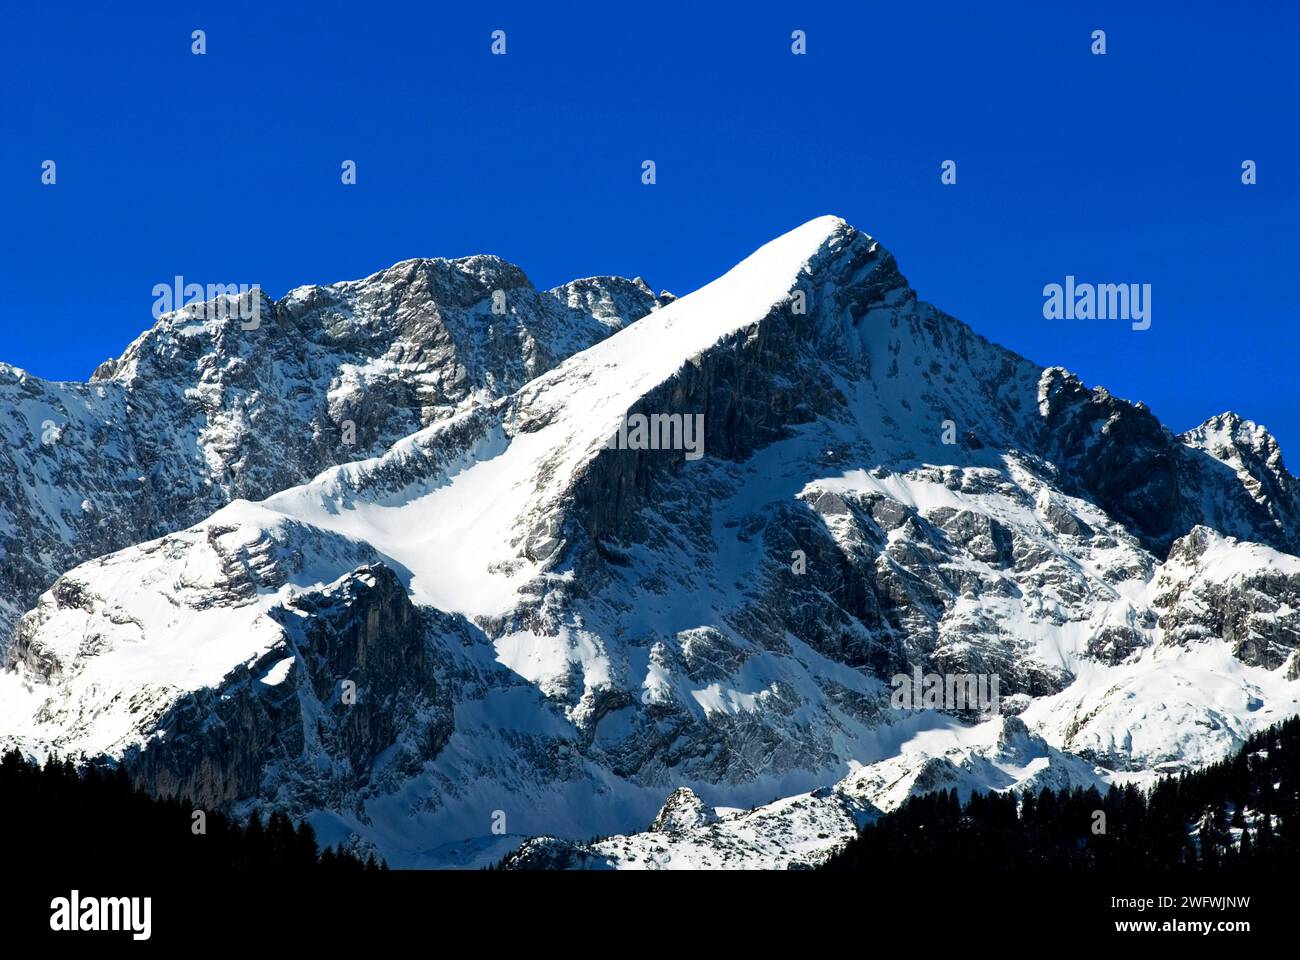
[3, 215, 1300, 868]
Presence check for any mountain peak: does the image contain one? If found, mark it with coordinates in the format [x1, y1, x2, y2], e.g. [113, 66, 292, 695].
[5, 218, 1300, 873]
[349, 253, 534, 292]
[1185, 411, 1284, 462]
[0, 251, 673, 646]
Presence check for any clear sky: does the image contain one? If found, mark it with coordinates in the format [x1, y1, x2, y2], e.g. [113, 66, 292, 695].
[2, 1, 1297, 453]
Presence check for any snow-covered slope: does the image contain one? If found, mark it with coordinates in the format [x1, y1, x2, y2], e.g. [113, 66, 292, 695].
[502, 714, 1109, 869]
[3, 215, 1299, 869]
[0, 260, 668, 641]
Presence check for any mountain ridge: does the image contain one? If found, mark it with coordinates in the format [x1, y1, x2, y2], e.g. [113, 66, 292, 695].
[0, 257, 670, 643]
[2, 215, 1298, 868]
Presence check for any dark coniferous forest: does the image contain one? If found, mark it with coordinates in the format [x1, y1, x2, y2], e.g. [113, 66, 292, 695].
[0, 749, 383, 871]
[8, 719, 1300, 875]
[822, 716, 1300, 873]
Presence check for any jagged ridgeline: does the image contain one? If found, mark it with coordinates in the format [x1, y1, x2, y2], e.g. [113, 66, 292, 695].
[821, 716, 1300, 872]
[3, 217, 1300, 869]
[0, 260, 671, 640]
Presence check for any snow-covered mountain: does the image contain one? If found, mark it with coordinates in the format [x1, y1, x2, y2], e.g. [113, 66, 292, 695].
[0, 259, 669, 638]
[3, 216, 1298, 869]
[501, 714, 1107, 869]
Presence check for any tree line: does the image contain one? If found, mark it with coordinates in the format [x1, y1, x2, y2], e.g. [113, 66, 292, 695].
[0, 748, 385, 871]
[822, 715, 1300, 872]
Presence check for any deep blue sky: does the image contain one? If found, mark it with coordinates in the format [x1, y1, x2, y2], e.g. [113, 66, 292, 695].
[2, 1, 1297, 453]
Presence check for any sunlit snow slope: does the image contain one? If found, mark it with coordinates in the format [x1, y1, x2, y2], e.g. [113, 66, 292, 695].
[4, 216, 1299, 868]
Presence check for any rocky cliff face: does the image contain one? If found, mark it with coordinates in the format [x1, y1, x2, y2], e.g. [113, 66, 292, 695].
[0, 262, 667, 642]
[124, 564, 444, 811]
[1154, 526, 1300, 671]
[1038, 369, 1300, 558]
[3, 216, 1299, 868]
